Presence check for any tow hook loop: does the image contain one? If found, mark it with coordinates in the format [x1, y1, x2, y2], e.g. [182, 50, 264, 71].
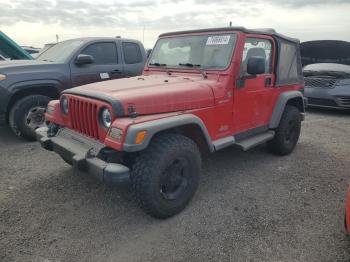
[47, 123, 59, 137]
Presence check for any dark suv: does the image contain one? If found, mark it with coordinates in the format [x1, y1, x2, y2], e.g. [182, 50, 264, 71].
[0, 37, 146, 140]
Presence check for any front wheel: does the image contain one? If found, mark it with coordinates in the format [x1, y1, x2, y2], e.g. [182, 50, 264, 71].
[131, 134, 201, 219]
[267, 105, 301, 155]
[9, 95, 51, 141]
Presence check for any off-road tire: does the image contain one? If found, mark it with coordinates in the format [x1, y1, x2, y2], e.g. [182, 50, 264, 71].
[9, 95, 51, 141]
[267, 105, 301, 155]
[131, 134, 201, 219]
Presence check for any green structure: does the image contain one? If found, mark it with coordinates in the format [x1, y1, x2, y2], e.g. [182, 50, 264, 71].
[0, 31, 33, 60]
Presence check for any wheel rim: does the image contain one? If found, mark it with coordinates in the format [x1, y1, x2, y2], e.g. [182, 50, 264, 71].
[160, 158, 190, 200]
[25, 106, 46, 130]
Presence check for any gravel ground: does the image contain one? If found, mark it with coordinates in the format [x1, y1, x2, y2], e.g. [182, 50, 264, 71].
[1, 108, 350, 262]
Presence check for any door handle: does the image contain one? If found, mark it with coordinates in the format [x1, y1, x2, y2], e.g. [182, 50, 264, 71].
[265, 77, 272, 87]
[111, 69, 122, 74]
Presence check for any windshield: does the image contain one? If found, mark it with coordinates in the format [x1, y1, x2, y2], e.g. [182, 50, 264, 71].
[36, 40, 84, 63]
[149, 33, 237, 70]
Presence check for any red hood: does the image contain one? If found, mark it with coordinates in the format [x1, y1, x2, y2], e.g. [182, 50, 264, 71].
[68, 74, 216, 115]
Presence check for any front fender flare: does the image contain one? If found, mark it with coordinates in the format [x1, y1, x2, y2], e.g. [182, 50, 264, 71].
[123, 114, 214, 152]
[8, 79, 64, 94]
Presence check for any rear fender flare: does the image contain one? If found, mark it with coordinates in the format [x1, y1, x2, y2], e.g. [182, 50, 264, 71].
[269, 91, 305, 129]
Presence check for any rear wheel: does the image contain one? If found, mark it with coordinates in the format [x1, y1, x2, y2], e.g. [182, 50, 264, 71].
[131, 134, 201, 219]
[267, 105, 301, 155]
[9, 95, 51, 141]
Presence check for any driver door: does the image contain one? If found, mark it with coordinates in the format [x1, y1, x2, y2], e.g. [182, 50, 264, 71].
[233, 36, 275, 133]
[70, 41, 124, 87]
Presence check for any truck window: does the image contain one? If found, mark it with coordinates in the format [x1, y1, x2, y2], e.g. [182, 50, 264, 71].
[81, 42, 118, 64]
[122, 42, 143, 64]
[241, 38, 272, 75]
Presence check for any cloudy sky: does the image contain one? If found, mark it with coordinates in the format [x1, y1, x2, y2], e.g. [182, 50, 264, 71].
[1, 0, 350, 48]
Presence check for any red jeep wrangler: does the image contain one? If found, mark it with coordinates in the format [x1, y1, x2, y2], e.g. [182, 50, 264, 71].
[37, 27, 305, 218]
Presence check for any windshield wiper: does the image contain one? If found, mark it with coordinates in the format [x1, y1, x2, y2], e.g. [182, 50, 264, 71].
[40, 59, 54, 62]
[178, 63, 207, 79]
[178, 63, 201, 67]
[149, 62, 167, 66]
[149, 62, 171, 75]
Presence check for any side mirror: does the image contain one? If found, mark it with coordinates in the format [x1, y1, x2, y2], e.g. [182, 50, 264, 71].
[75, 54, 94, 65]
[247, 56, 266, 75]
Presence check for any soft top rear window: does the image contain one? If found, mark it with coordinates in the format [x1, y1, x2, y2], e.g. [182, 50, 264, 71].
[275, 38, 303, 86]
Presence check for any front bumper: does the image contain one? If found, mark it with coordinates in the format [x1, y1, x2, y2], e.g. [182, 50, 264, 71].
[36, 127, 130, 184]
[305, 86, 350, 109]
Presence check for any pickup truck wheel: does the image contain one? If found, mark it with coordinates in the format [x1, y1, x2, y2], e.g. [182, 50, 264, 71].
[131, 134, 201, 219]
[9, 95, 51, 141]
[267, 105, 301, 155]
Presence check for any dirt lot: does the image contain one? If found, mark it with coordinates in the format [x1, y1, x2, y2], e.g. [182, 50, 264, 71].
[1, 108, 350, 262]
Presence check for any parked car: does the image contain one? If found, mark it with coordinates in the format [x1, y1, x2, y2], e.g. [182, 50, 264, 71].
[0, 31, 33, 60]
[0, 37, 146, 140]
[302, 40, 350, 109]
[21, 46, 41, 58]
[36, 27, 305, 218]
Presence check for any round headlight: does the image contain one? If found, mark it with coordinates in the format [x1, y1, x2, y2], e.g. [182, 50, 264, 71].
[61, 96, 69, 114]
[101, 108, 112, 128]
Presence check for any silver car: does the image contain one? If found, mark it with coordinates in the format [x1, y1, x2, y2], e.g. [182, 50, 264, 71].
[302, 40, 350, 109]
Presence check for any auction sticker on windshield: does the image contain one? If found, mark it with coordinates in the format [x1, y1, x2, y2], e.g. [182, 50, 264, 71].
[206, 35, 231, 45]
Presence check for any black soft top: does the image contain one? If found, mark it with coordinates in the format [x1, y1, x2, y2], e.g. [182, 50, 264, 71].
[159, 27, 299, 44]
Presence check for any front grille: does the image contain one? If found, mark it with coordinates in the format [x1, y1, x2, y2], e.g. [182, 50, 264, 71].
[307, 97, 338, 107]
[336, 96, 350, 108]
[304, 77, 338, 89]
[68, 96, 100, 139]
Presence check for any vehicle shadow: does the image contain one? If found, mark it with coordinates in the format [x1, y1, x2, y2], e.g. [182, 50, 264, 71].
[307, 106, 350, 117]
[3, 138, 350, 261]
[0, 126, 31, 145]
[6, 143, 271, 222]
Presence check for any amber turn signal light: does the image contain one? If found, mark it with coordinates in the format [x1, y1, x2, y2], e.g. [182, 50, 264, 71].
[0, 74, 6, 81]
[135, 131, 147, 144]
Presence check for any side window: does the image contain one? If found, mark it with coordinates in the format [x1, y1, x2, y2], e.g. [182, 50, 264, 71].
[81, 42, 118, 64]
[276, 41, 300, 85]
[241, 38, 272, 75]
[122, 42, 143, 64]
